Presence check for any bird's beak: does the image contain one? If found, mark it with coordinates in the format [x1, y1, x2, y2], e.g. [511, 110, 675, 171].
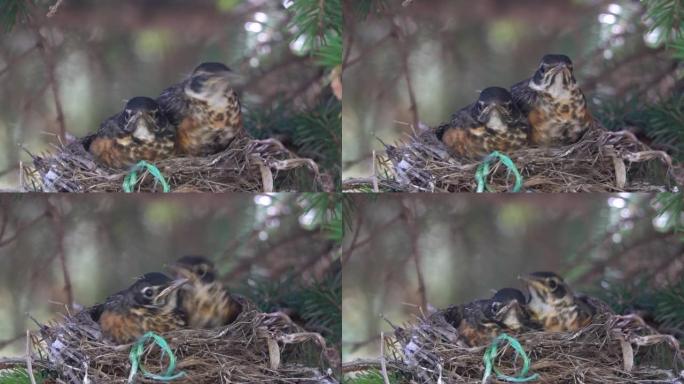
[157, 278, 188, 299]
[496, 301, 517, 318]
[207, 70, 244, 87]
[519, 274, 547, 291]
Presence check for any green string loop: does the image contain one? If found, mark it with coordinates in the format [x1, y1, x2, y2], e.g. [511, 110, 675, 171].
[127, 332, 185, 383]
[481, 333, 539, 383]
[122, 161, 170, 193]
[475, 151, 523, 193]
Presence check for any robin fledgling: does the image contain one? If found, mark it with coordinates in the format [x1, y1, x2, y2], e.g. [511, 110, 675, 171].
[490, 287, 539, 332]
[97, 272, 187, 344]
[436, 86, 530, 159]
[86, 97, 176, 169]
[169, 255, 242, 329]
[157, 62, 243, 157]
[510, 54, 594, 147]
[519, 271, 595, 332]
[440, 288, 534, 347]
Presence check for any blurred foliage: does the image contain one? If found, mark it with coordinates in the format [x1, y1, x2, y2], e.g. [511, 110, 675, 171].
[298, 191, 351, 242]
[0, 368, 46, 384]
[0, 0, 30, 33]
[245, 92, 341, 190]
[590, 0, 684, 163]
[343, 370, 403, 384]
[643, 0, 684, 47]
[349, 0, 389, 19]
[289, 0, 342, 48]
[655, 191, 684, 230]
[655, 279, 684, 332]
[316, 33, 342, 68]
[241, 260, 341, 347]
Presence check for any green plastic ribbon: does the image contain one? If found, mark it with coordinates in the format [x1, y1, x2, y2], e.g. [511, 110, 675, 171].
[475, 151, 523, 193]
[481, 333, 539, 383]
[127, 332, 185, 383]
[122, 161, 170, 193]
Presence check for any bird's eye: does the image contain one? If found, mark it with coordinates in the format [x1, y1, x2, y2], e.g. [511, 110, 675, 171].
[548, 279, 558, 290]
[142, 287, 155, 298]
[195, 265, 207, 277]
[491, 302, 502, 312]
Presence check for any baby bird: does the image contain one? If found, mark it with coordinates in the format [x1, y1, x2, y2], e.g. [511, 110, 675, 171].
[169, 255, 242, 329]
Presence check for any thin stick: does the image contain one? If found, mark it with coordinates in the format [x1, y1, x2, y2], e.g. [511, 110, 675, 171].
[401, 200, 427, 310]
[379, 332, 390, 384]
[27, 9, 66, 141]
[372, 150, 379, 192]
[48, 200, 74, 309]
[391, 16, 419, 133]
[25, 330, 37, 384]
[47, 0, 65, 18]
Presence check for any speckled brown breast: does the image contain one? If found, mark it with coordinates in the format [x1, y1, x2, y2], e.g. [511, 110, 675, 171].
[181, 282, 241, 329]
[532, 304, 592, 332]
[99, 310, 145, 344]
[441, 125, 527, 158]
[176, 90, 242, 157]
[458, 320, 500, 347]
[89, 136, 175, 169]
[99, 306, 185, 344]
[528, 89, 593, 147]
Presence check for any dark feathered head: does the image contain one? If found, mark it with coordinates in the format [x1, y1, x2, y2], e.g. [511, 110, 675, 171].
[471, 87, 522, 128]
[118, 97, 170, 139]
[529, 54, 577, 97]
[169, 255, 217, 284]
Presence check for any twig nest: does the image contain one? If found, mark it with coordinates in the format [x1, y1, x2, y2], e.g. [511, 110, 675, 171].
[22, 134, 323, 192]
[343, 127, 675, 192]
[37, 300, 338, 383]
[388, 311, 683, 383]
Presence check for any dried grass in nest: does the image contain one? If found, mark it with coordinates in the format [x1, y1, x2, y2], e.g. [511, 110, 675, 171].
[342, 127, 675, 192]
[20, 134, 322, 192]
[369, 311, 683, 384]
[35, 301, 338, 383]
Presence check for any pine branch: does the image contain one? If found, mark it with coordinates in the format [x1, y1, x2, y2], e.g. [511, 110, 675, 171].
[0, 0, 30, 33]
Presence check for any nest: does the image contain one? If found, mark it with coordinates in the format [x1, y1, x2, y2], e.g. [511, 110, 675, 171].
[342, 127, 675, 192]
[362, 311, 683, 384]
[34, 301, 339, 383]
[20, 134, 324, 192]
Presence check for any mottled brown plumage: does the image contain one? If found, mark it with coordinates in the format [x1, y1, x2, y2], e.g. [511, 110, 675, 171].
[86, 97, 176, 169]
[170, 255, 242, 329]
[157, 62, 243, 157]
[436, 87, 530, 158]
[440, 288, 535, 347]
[96, 272, 187, 344]
[510, 54, 594, 147]
[519, 271, 596, 332]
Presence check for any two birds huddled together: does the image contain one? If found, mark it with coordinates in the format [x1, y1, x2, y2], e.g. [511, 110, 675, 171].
[83, 62, 243, 168]
[437, 271, 606, 347]
[436, 54, 595, 158]
[92, 255, 242, 344]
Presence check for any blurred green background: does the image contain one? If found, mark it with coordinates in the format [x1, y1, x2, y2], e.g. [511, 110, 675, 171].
[342, 0, 683, 179]
[0, 0, 341, 189]
[342, 193, 684, 362]
[0, 193, 342, 358]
